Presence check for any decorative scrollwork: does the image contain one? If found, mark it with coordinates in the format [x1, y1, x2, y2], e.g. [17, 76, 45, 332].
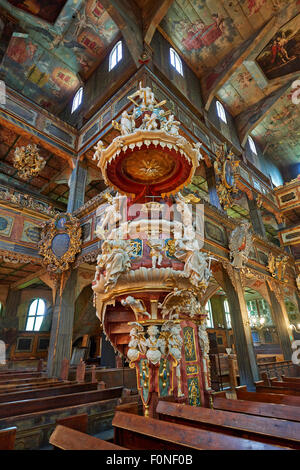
[39, 213, 82, 273]
[14, 144, 46, 180]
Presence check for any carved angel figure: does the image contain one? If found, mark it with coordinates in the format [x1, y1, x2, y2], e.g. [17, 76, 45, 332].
[95, 239, 132, 290]
[193, 142, 204, 164]
[146, 239, 164, 268]
[161, 114, 180, 135]
[93, 140, 105, 161]
[142, 112, 159, 131]
[121, 296, 151, 319]
[120, 110, 135, 135]
[95, 194, 124, 239]
[128, 81, 156, 111]
[229, 221, 253, 269]
[174, 239, 212, 289]
[146, 325, 162, 365]
[175, 192, 193, 230]
[127, 322, 147, 362]
[198, 322, 210, 358]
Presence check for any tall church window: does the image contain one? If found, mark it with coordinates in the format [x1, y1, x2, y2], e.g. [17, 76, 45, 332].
[224, 300, 232, 329]
[205, 300, 214, 328]
[109, 41, 123, 71]
[170, 48, 183, 76]
[248, 136, 257, 155]
[71, 87, 83, 113]
[216, 100, 227, 124]
[25, 298, 46, 332]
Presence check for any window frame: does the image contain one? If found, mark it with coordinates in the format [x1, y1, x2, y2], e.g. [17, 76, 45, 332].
[169, 47, 183, 76]
[248, 135, 257, 155]
[216, 100, 227, 124]
[224, 299, 232, 329]
[25, 298, 46, 332]
[71, 86, 83, 114]
[205, 300, 214, 328]
[109, 40, 123, 72]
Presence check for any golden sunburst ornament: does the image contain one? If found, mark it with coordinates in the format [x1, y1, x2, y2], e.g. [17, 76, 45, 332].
[14, 144, 46, 180]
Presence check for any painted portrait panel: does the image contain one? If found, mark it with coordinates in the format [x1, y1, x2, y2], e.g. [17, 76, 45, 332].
[256, 15, 300, 80]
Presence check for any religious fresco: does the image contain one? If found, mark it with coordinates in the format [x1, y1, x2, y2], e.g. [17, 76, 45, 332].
[159, 0, 284, 76]
[256, 15, 300, 81]
[6, 0, 67, 23]
[0, 0, 119, 113]
[251, 84, 300, 165]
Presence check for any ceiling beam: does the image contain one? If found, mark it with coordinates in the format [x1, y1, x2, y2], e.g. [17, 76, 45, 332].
[143, 0, 175, 45]
[100, 0, 144, 67]
[10, 268, 46, 290]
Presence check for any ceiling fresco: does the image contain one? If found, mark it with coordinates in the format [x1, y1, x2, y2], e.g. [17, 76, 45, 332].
[0, 0, 119, 113]
[159, 0, 287, 76]
[256, 13, 300, 81]
[6, 0, 68, 24]
[251, 83, 300, 165]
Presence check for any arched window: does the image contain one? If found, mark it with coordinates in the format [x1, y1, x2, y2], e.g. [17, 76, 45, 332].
[248, 135, 257, 155]
[109, 41, 123, 71]
[25, 298, 46, 332]
[205, 300, 214, 328]
[170, 48, 183, 76]
[216, 100, 227, 124]
[224, 300, 231, 329]
[71, 87, 83, 113]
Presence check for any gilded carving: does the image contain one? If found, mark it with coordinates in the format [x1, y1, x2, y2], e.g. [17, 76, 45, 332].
[39, 213, 82, 273]
[213, 144, 239, 210]
[229, 221, 253, 269]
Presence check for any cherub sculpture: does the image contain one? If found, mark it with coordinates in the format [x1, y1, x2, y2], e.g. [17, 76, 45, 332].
[121, 296, 151, 319]
[93, 140, 105, 161]
[161, 114, 180, 135]
[127, 322, 147, 362]
[146, 239, 164, 268]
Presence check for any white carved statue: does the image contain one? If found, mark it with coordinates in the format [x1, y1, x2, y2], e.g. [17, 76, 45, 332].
[121, 296, 151, 319]
[145, 325, 162, 365]
[96, 239, 132, 290]
[142, 112, 159, 131]
[147, 239, 164, 268]
[229, 221, 253, 269]
[128, 81, 156, 111]
[95, 194, 124, 239]
[93, 140, 105, 161]
[161, 114, 180, 135]
[161, 321, 184, 397]
[193, 142, 204, 164]
[175, 192, 193, 230]
[127, 322, 147, 362]
[120, 110, 135, 135]
[198, 321, 210, 358]
[174, 239, 212, 288]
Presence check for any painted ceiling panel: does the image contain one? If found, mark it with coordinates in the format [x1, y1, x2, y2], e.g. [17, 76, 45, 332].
[0, 0, 119, 113]
[159, 0, 285, 76]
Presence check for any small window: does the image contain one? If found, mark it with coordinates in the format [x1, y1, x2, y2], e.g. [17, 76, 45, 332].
[25, 298, 46, 332]
[216, 100, 227, 123]
[248, 136, 257, 155]
[205, 300, 214, 328]
[224, 300, 232, 329]
[170, 48, 183, 76]
[109, 41, 123, 71]
[71, 87, 83, 113]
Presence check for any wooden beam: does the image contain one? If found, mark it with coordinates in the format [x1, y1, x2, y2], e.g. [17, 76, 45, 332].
[100, 0, 143, 67]
[11, 268, 47, 290]
[143, 0, 175, 45]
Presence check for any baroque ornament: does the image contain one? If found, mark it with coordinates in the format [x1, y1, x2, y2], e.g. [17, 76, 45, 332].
[267, 253, 289, 282]
[14, 144, 46, 180]
[39, 213, 82, 273]
[229, 220, 253, 269]
[213, 144, 239, 210]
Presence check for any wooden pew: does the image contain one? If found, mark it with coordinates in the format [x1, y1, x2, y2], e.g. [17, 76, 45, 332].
[236, 385, 300, 406]
[213, 396, 300, 423]
[269, 378, 300, 391]
[115, 401, 139, 415]
[0, 379, 64, 393]
[282, 376, 300, 384]
[0, 426, 17, 450]
[56, 413, 88, 433]
[50, 425, 126, 450]
[156, 400, 300, 449]
[112, 411, 290, 450]
[0, 371, 41, 378]
[255, 381, 300, 396]
[0, 386, 123, 419]
[0, 382, 98, 404]
[0, 376, 50, 386]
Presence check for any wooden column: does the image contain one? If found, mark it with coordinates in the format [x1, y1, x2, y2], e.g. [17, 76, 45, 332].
[266, 282, 293, 360]
[222, 266, 259, 390]
[4, 289, 21, 319]
[67, 161, 87, 213]
[205, 166, 222, 210]
[47, 270, 78, 378]
[247, 195, 266, 238]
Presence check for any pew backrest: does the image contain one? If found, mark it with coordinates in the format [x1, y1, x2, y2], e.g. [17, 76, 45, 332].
[49, 425, 126, 450]
[0, 426, 17, 450]
[56, 413, 88, 433]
